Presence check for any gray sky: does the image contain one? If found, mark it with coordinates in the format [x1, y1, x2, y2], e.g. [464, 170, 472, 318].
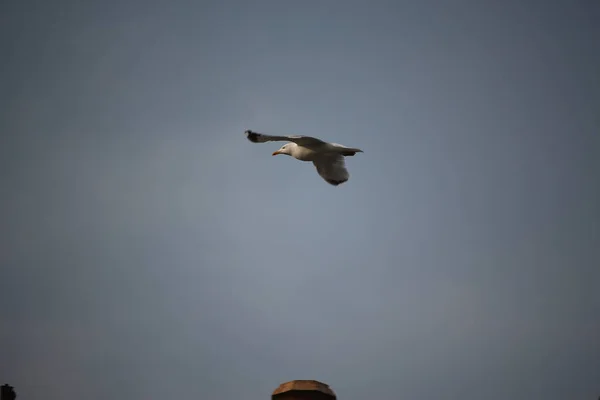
[1, 0, 599, 399]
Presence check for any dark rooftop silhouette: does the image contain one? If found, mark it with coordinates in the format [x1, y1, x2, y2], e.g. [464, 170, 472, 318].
[272, 380, 336, 400]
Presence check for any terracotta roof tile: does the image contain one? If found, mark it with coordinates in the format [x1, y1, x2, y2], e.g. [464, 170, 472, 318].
[272, 380, 336, 398]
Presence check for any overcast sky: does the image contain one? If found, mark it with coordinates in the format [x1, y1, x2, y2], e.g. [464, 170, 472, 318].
[1, 0, 599, 399]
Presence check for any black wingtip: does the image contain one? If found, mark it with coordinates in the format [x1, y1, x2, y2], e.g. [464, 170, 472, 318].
[325, 178, 348, 186]
[245, 130, 260, 143]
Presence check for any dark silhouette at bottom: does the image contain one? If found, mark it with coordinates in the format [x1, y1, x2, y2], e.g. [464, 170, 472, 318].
[0, 384, 16, 400]
[272, 380, 336, 400]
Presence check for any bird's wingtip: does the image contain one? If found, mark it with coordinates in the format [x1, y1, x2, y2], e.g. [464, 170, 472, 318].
[245, 130, 260, 143]
[325, 178, 348, 186]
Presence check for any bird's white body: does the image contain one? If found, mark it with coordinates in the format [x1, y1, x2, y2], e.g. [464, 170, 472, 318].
[276, 142, 345, 161]
[245, 130, 363, 186]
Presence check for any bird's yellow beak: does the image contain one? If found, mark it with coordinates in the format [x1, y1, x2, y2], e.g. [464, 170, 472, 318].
[272, 150, 280, 156]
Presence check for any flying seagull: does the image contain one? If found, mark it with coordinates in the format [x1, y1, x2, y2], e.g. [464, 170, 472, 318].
[245, 130, 363, 186]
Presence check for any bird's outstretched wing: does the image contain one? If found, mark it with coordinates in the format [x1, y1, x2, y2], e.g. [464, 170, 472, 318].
[245, 130, 326, 146]
[312, 154, 350, 186]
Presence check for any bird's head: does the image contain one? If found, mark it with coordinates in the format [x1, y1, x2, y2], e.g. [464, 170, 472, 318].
[272, 143, 295, 156]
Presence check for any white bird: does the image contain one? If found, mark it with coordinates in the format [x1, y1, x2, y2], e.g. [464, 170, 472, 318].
[245, 130, 363, 186]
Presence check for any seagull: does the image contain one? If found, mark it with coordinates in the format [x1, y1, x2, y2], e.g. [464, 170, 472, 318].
[245, 130, 363, 186]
